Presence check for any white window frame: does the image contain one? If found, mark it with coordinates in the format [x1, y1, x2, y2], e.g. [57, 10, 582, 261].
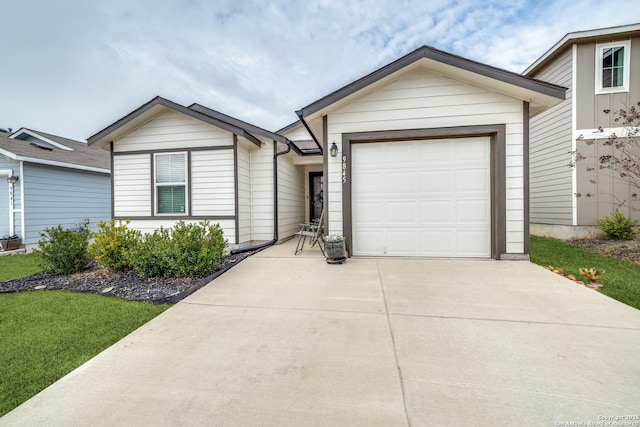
[154, 152, 188, 216]
[595, 40, 631, 94]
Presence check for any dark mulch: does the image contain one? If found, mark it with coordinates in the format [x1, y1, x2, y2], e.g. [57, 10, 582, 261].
[566, 236, 640, 264]
[0, 249, 260, 304]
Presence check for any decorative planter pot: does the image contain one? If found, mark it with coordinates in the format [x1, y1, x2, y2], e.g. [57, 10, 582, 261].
[0, 237, 21, 251]
[325, 241, 346, 264]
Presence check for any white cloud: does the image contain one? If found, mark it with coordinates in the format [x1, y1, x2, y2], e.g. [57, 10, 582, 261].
[1, 0, 639, 140]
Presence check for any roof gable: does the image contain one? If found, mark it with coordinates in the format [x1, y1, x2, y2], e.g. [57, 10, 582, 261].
[297, 45, 566, 120]
[87, 96, 265, 149]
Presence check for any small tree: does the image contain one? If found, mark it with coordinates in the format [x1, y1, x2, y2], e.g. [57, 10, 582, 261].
[571, 102, 640, 210]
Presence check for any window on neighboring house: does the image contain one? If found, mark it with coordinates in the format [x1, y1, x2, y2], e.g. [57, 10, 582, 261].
[155, 153, 187, 215]
[596, 40, 631, 94]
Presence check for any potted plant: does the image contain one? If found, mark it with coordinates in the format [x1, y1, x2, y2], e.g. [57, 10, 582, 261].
[0, 234, 21, 251]
[324, 234, 346, 264]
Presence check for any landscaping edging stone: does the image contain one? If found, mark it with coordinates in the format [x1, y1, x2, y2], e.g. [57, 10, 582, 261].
[0, 248, 262, 304]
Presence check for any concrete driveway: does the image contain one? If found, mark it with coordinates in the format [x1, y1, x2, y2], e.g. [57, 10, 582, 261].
[2, 241, 640, 426]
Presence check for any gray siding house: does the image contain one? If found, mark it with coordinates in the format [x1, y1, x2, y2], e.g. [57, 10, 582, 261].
[0, 128, 111, 249]
[525, 23, 640, 238]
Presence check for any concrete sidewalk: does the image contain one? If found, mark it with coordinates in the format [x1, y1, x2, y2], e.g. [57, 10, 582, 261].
[2, 240, 640, 426]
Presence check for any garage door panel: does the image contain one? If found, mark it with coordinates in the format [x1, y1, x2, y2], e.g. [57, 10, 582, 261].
[456, 200, 490, 223]
[421, 200, 452, 223]
[420, 231, 454, 256]
[387, 142, 418, 163]
[455, 138, 490, 162]
[353, 230, 385, 255]
[387, 171, 418, 193]
[420, 169, 452, 193]
[456, 230, 491, 256]
[386, 231, 418, 255]
[353, 172, 384, 195]
[455, 168, 489, 193]
[387, 201, 418, 224]
[352, 201, 384, 223]
[352, 137, 491, 258]
[419, 140, 453, 163]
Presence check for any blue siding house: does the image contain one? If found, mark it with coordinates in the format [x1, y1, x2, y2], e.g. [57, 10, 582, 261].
[0, 128, 111, 249]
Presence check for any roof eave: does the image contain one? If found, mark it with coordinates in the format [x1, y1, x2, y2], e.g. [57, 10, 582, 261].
[298, 45, 566, 120]
[87, 97, 248, 148]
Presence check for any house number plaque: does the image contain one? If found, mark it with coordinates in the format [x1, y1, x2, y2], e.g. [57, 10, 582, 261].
[342, 155, 347, 184]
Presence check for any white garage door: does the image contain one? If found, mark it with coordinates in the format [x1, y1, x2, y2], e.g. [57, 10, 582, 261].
[352, 137, 491, 257]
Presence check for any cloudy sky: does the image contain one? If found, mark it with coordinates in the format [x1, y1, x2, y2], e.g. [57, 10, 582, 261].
[1, 0, 639, 141]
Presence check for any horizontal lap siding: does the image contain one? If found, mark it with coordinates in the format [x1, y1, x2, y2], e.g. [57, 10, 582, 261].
[191, 150, 235, 216]
[113, 154, 151, 217]
[250, 143, 274, 241]
[23, 164, 111, 243]
[114, 110, 233, 152]
[277, 150, 305, 239]
[237, 144, 251, 244]
[529, 48, 573, 225]
[127, 219, 235, 240]
[327, 69, 526, 253]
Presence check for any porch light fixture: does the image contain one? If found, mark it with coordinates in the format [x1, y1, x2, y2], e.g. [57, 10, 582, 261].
[6, 176, 18, 184]
[329, 142, 338, 157]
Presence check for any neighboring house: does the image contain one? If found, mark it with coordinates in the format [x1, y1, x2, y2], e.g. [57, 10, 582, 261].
[296, 45, 565, 259]
[0, 128, 111, 249]
[87, 97, 310, 248]
[524, 23, 640, 239]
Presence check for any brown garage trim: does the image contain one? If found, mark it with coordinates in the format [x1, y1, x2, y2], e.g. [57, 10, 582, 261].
[341, 125, 507, 259]
[110, 141, 115, 219]
[523, 102, 530, 254]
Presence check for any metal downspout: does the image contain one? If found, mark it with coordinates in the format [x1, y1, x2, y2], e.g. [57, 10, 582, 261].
[230, 141, 292, 254]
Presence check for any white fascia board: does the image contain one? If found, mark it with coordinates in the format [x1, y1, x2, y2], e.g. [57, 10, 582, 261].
[0, 147, 17, 160]
[13, 155, 110, 174]
[524, 23, 640, 75]
[9, 128, 73, 151]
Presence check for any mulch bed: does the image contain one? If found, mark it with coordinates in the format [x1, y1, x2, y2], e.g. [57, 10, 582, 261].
[566, 236, 640, 264]
[0, 249, 261, 304]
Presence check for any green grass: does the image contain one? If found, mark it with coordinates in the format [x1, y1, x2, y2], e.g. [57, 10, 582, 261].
[0, 253, 42, 281]
[0, 291, 169, 416]
[530, 235, 640, 310]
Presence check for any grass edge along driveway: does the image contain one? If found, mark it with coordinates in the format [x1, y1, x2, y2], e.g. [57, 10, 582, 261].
[530, 235, 640, 311]
[0, 290, 169, 417]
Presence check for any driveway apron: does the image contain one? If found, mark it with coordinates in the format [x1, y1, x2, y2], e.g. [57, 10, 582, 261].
[1, 240, 639, 426]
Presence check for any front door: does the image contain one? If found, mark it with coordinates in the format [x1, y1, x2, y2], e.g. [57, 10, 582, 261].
[309, 172, 323, 222]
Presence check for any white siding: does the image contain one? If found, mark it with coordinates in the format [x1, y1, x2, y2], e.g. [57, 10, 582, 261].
[250, 142, 274, 241]
[237, 143, 252, 244]
[326, 68, 526, 254]
[277, 149, 305, 239]
[127, 219, 236, 245]
[114, 110, 234, 152]
[191, 150, 235, 216]
[529, 48, 574, 225]
[113, 154, 151, 217]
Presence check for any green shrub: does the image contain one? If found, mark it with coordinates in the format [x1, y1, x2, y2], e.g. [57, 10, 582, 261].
[130, 221, 227, 278]
[596, 209, 639, 240]
[89, 220, 140, 271]
[33, 226, 92, 275]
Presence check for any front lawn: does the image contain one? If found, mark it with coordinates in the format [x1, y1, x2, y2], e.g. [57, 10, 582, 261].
[530, 235, 640, 310]
[0, 290, 169, 417]
[0, 253, 42, 281]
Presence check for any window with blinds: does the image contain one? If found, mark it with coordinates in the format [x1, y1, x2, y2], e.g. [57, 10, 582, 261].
[155, 153, 187, 215]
